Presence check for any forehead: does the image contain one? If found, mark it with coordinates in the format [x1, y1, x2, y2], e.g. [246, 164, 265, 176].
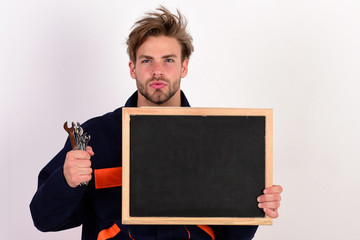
[136, 36, 182, 59]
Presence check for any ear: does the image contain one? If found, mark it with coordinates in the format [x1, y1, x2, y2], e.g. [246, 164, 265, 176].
[181, 59, 189, 78]
[129, 61, 136, 79]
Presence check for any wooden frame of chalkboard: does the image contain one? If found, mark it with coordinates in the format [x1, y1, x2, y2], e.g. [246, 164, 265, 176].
[122, 107, 273, 225]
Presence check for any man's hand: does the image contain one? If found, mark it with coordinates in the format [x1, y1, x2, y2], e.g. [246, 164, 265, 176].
[257, 185, 283, 218]
[63, 146, 94, 188]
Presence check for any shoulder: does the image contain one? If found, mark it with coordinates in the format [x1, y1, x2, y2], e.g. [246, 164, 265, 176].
[81, 107, 123, 139]
[85, 107, 122, 126]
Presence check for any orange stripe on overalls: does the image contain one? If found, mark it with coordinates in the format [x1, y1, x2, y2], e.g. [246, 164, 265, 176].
[94, 167, 122, 189]
[97, 223, 121, 240]
[198, 225, 215, 240]
[128, 228, 135, 240]
[184, 226, 191, 239]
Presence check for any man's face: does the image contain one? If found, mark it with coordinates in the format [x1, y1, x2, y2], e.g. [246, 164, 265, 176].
[129, 36, 189, 106]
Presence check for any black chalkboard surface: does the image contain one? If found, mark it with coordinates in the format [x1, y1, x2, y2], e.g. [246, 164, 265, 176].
[122, 108, 272, 225]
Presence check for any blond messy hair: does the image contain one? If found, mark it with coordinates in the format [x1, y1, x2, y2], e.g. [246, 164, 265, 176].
[126, 6, 194, 63]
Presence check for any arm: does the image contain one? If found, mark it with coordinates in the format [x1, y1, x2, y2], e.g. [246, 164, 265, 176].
[30, 142, 94, 232]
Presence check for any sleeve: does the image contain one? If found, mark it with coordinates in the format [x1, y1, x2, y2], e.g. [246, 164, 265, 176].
[211, 225, 258, 240]
[30, 139, 87, 232]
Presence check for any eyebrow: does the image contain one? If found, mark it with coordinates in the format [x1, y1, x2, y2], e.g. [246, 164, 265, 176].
[138, 55, 153, 60]
[138, 54, 178, 60]
[162, 54, 178, 59]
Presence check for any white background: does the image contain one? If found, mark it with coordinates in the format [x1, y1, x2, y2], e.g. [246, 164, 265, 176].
[1, 0, 360, 239]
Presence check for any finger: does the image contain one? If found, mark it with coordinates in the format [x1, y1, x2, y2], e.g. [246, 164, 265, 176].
[86, 146, 95, 156]
[264, 185, 283, 194]
[68, 170, 92, 183]
[74, 159, 92, 168]
[264, 208, 279, 219]
[66, 150, 91, 160]
[77, 167, 93, 175]
[81, 174, 92, 182]
[75, 150, 92, 160]
[75, 174, 92, 184]
[257, 193, 281, 203]
[258, 201, 280, 210]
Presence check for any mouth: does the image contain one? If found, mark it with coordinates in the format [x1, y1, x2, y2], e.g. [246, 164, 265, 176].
[150, 81, 167, 90]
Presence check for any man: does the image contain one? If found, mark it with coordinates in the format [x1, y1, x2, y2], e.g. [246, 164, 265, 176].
[30, 6, 282, 240]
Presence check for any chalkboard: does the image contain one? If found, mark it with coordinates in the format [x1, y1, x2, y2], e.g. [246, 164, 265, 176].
[122, 108, 272, 225]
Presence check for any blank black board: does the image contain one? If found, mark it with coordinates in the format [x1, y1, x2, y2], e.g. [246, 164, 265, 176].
[122, 108, 273, 225]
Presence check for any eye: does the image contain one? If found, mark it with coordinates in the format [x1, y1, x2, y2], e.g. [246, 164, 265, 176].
[165, 59, 174, 63]
[141, 59, 151, 63]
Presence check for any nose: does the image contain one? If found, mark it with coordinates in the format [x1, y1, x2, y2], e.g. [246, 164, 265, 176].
[152, 62, 164, 78]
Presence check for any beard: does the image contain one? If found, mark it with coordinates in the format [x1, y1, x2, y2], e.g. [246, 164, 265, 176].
[136, 76, 181, 105]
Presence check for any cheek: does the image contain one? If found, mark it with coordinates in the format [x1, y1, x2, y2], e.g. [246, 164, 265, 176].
[136, 65, 152, 77]
[165, 65, 182, 76]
